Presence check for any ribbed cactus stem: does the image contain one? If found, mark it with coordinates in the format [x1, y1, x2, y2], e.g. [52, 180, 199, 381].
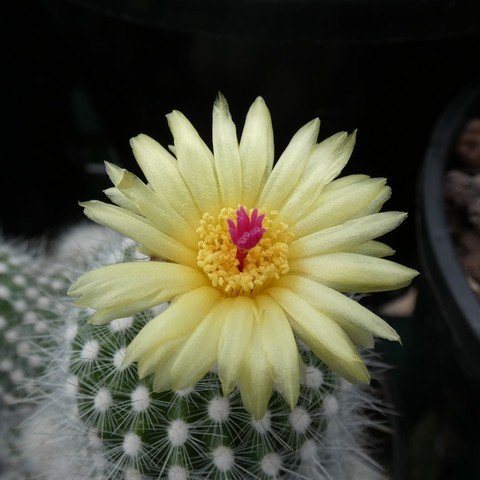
[0, 230, 389, 479]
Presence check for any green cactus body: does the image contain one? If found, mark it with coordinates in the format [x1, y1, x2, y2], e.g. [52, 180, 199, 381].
[0, 240, 71, 477]
[0, 243, 66, 404]
[68, 308, 351, 479]
[2, 232, 387, 480]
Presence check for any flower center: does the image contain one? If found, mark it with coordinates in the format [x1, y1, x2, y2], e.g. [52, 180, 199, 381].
[227, 207, 266, 272]
[196, 206, 294, 297]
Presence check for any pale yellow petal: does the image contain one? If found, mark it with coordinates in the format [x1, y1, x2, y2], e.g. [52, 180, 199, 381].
[349, 241, 395, 258]
[137, 333, 189, 379]
[212, 93, 242, 207]
[299, 132, 348, 180]
[217, 296, 255, 395]
[87, 291, 168, 325]
[129, 134, 200, 227]
[103, 187, 140, 214]
[124, 286, 221, 366]
[238, 321, 273, 420]
[322, 174, 370, 191]
[105, 162, 197, 249]
[290, 253, 419, 293]
[358, 184, 392, 216]
[167, 110, 220, 213]
[152, 356, 177, 392]
[343, 328, 375, 349]
[239, 97, 274, 206]
[276, 275, 399, 341]
[258, 118, 320, 211]
[280, 132, 356, 223]
[171, 299, 228, 390]
[80, 200, 197, 267]
[69, 262, 207, 311]
[290, 212, 407, 259]
[291, 178, 387, 237]
[255, 295, 300, 409]
[268, 288, 370, 384]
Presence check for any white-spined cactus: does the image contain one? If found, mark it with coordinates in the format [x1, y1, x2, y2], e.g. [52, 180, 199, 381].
[0, 227, 123, 479]
[0, 238, 70, 477]
[14, 238, 388, 480]
[0, 241, 65, 403]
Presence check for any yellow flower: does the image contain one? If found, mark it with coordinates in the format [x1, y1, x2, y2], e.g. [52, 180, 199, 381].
[68, 94, 418, 419]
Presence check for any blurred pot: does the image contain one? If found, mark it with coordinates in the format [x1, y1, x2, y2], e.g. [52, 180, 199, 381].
[417, 81, 480, 383]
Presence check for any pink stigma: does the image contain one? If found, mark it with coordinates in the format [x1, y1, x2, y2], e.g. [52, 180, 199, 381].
[227, 207, 266, 272]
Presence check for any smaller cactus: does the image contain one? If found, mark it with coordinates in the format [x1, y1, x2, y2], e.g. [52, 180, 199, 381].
[0, 238, 71, 475]
[0, 242, 63, 403]
[0, 227, 124, 478]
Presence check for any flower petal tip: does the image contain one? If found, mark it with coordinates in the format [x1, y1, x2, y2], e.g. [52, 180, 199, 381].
[129, 133, 146, 145]
[251, 407, 269, 422]
[214, 91, 229, 112]
[122, 359, 135, 371]
[364, 366, 372, 383]
[286, 393, 300, 411]
[103, 159, 115, 169]
[405, 267, 420, 284]
[380, 329, 401, 343]
[104, 161, 125, 186]
[359, 368, 371, 385]
[165, 109, 182, 124]
[221, 382, 234, 398]
[66, 283, 78, 297]
[78, 200, 98, 212]
[87, 316, 100, 326]
[122, 349, 136, 369]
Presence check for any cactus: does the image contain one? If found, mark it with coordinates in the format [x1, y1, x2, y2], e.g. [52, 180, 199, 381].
[0, 226, 123, 410]
[12, 237, 388, 480]
[67, 313, 386, 480]
[0, 241, 65, 403]
[0, 227, 124, 478]
[0, 238, 71, 476]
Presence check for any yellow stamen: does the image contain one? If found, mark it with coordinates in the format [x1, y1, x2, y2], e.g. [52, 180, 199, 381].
[196, 207, 294, 297]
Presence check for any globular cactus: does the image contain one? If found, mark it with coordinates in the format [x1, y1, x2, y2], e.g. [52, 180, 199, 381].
[68, 315, 386, 480]
[0, 241, 66, 405]
[0, 226, 123, 410]
[0, 238, 70, 477]
[0, 227, 124, 478]
[16, 239, 388, 480]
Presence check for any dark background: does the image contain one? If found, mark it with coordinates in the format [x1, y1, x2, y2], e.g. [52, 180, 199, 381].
[2, 0, 480, 257]
[2, 1, 480, 478]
